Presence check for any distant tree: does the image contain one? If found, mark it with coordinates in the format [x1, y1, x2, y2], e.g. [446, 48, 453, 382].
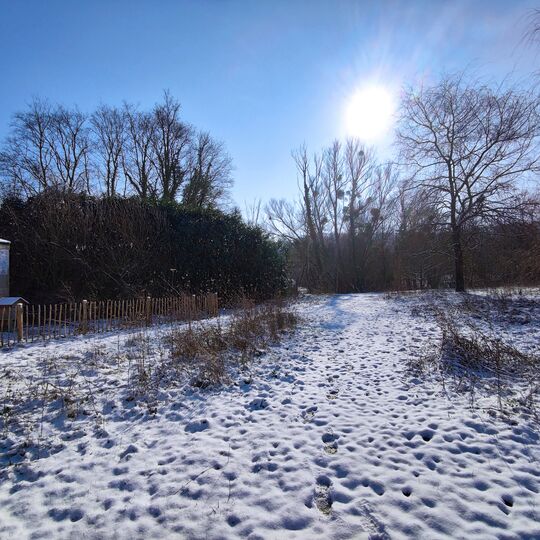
[0, 92, 234, 209]
[48, 105, 91, 193]
[0, 99, 54, 196]
[393, 182, 448, 289]
[151, 92, 191, 202]
[122, 105, 158, 200]
[397, 74, 540, 291]
[0, 100, 91, 195]
[91, 105, 126, 197]
[182, 131, 233, 208]
[266, 139, 397, 293]
[322, 141, 346, 291]
[244, 198, 263, 226]
[293, 145, 327, 289]
[344, 140, 374, 290]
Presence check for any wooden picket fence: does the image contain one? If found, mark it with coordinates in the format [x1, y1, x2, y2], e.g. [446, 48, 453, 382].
[0, 292, 218, 348]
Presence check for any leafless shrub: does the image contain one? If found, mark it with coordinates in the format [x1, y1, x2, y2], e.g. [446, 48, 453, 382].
[406, 338, 443, 377]
[166, 324, 228, 388]
[166, 300, 298, 388]
[170, 324, 228, 360]
[409, 304, 539, 418]
[124, 329, 159, 403]
[439, 315, 525, 370]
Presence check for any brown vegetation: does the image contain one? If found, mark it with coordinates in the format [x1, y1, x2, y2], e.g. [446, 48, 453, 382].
[407, 293, 540, 418]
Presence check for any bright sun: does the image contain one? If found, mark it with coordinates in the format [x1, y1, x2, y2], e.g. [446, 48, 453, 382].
[345, 85, 395, 142]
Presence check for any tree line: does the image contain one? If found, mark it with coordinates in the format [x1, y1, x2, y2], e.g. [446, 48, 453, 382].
[1, 77, 539, 299]
[266, 74, 540, 292]
[0, 93, 289, 303]
[0, 92, 232, 208]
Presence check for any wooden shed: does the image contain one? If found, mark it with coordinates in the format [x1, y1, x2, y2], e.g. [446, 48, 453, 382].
[0, 296, 29, 331]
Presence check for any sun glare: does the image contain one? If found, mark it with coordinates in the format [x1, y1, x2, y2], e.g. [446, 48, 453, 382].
[345, 85, 395, 142]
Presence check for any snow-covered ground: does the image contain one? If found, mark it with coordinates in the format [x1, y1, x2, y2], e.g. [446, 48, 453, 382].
[1, 293, 539, 539]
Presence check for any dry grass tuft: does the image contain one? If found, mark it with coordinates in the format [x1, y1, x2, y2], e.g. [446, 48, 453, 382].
[438, 315, 536, 376]
[165, 300, 298, 388]
[408, 302, 540, 418]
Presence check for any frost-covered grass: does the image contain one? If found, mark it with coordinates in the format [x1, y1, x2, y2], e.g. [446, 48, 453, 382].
[0, 301, 298, 461]
[0, 292, 539, 539]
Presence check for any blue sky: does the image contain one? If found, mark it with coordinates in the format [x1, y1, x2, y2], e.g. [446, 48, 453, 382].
[0, 0, 538, 208]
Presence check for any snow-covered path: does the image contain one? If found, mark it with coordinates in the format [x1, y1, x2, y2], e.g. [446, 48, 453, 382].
[1, 294, 539, 539]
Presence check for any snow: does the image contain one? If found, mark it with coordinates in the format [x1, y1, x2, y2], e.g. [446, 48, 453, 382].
[1, 293, 539, 539]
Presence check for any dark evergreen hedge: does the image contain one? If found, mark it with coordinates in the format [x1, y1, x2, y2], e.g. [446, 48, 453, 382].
[0, 191, 287, 303]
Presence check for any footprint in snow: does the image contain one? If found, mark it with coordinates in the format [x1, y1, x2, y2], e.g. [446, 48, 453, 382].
[313, 475, 333, 515]
[322, 432, 339, 454]
[419, 428, 436, 442]
[322, 432, 339, 443]
[246, 398, 269, 411]
[185, 419, 210, 433]
[301, 406, 318, 423]
[327, 389, 339, 400]
[119, 444, 138, 461]
[48, 507, 84, 523]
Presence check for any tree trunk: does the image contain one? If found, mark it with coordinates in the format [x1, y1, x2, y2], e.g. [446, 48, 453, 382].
[303, 181, 324, 290]
[452, 227, 466, 292]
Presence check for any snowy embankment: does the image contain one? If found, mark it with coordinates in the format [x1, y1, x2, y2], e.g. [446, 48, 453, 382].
[0, 293, 539, 539]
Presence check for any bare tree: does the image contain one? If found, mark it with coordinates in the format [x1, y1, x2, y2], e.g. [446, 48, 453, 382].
[0, 92, 234, 208]
[244, 198, 263, 226]
[266, 145, 329, 290]
[123, 105, 157, 200]
[266, 198, 304, 241]
[322, 141, 346, 290]
[344, 139, 374, 289]
[182, 131, 233, 208]
[294, 145, 328, 288]
[397, 74, 540, 291]
[523, 9, 540, 48]
[0, 99, 54, 195]
[0, 101, 90, 195]
[49, 105, 91, 193]
[91, 105, 126, 197]
[152, 92, 191, 202]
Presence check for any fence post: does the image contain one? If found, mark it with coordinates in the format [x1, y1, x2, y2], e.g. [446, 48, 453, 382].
[146, 296, 151, 326]
[81, 299, 88, 334]
[16, 303, 24, 342]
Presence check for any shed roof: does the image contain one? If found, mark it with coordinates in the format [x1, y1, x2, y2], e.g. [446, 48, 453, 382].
[0, 239, 10, 245]
[0, 297, 29, 305]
